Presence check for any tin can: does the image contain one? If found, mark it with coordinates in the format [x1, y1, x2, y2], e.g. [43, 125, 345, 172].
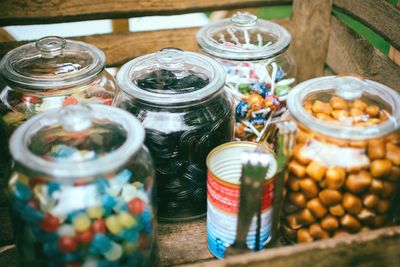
[206, 141, 277, 259]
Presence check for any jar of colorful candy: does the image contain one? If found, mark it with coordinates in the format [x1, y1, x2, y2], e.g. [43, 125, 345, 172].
[0, 36, 117, 159]
[281, 75, 400, 243]
[197, 12, 295, 142]
[7, 104, 157, 266]
[115, 48, 234, 221]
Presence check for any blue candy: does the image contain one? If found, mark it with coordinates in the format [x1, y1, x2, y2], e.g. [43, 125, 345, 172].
[14, 183, 31, 202]
[120, 228, 139, 242]
[43, 241, 59, 256]
[63, 251, 83, 263]
[20, 205, 44, 224]
[127, 252, 141, 266]
[140, 208, 152, 234]
[95, 179, 110, 194]
[53, 145, 78, 159]
[251, 83, 268, 98]
[250, 114, 265, 126]
[103, 195, 118, 209]
[92, 234, 113, 253]
[235, 101, 251, 118]
[113, 201, 128, 213]
[47, 182, 61, 196]
[275, 68, 285, 82]
[116, 169, 132, 183]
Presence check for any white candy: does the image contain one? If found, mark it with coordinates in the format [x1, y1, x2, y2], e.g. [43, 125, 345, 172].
[121, 184, 137, 202]
[57, 224, 76, 237]
[82, 257, 98, 267]
[104, 243, 123, 261]
[39, 96, 65, 112]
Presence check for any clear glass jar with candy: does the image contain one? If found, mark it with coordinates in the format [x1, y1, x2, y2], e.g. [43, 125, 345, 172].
[115, 48, 234, 221]
[281, 75, 400, 243]
[196, 12, 296, 142]
[0, 36, 117, 154]
[7, 104, 157, 266]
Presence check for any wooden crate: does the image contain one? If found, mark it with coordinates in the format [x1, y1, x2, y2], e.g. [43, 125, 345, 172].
[0, 0, 399, 266]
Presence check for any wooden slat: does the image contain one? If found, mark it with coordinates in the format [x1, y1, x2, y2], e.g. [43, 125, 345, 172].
[289, 0, 333, 82]
[159, 218, 212, 266]
[0, 0, 292, 26]
[186, 226, 400, 267]
[388, 0, 400, 66]
[0, 19, 291, 68]
[326, 15, 400, 92]
[333, 0, 400, 51]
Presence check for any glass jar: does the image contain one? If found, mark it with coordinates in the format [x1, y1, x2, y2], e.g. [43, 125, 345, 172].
[197, 12, 296, 142]
[0, 36, 117, 159]
[115, 48, 234, 221]
[281, 75, 400, 243]
[7, 104, 157, 266]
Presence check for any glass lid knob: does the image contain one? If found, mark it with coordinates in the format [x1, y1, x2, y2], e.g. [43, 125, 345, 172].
[35, 36, 66, 59]
[155, 48, 185, 71]
[58, 104, 92, 132]
[335, 74, 366, 100]
[231, 12, 258, 27]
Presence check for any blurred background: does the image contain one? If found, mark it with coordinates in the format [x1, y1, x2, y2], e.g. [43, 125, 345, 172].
[1, 0, 398, 67]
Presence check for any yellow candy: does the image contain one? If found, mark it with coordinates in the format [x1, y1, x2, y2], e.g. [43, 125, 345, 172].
[87, 206, 103, 219]
[105, 216, 122, 234]
[117, 212, 136, 228]
[72, 214, 91, 232]
[123, 241, 138, 253]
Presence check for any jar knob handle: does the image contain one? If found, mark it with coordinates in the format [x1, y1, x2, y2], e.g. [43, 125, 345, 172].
[231, 12, 258, 27]
[58, 104, 92, 132]
[156, 48, 185, 71]
[335, 73, 366, 100]
[36, 36, 66, 59]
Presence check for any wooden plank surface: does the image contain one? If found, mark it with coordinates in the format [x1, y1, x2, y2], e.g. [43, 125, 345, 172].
[0, 218, 212, 267]
[0, 0, 292, 26]
[326, 15, 400, 92]
[333, 0, 400, 50]
[0, 19, 291, 68]
[289, 0, 333, 83]
[186, 226, 400, 267]
[159, 218, 212, 266]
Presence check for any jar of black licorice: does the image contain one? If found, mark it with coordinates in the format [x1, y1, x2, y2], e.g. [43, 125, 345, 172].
[197, 12, 296, 143]
[115, 48, 234, 221]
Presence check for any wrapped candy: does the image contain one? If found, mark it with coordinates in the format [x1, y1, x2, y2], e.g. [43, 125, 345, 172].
[197, 12, 296, 142]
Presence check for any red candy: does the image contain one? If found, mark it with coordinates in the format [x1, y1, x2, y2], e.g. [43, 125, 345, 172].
[63, 96, 78, 106]
[76, 229, 94, 244]
[92, 219, 106, 234]
[59, 236, 78, 253]
[40, 213, 60, 232]
[22, 95, 39, 104]
[139, 235, 150, 249]
[128, 198, 145, 215]
[102, 98, 113, 106]
[28, 199, 39, 209]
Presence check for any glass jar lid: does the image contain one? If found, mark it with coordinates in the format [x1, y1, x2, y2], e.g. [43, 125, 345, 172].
[10, 104, 145, 179]
[0, 36, 105, 90]
[196, 12, 291, 61]
[117, 48, 226, 106]
[287, 75, 400, 140]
